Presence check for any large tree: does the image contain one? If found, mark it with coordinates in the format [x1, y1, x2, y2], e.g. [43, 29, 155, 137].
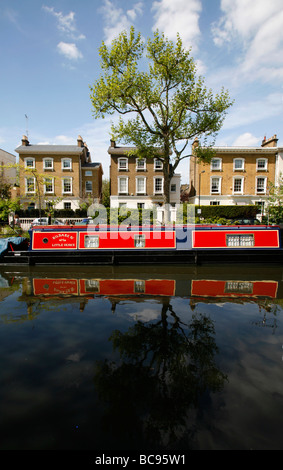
[90, 27, 233, 211]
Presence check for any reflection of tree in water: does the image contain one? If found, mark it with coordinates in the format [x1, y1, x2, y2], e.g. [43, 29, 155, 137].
[94, 299, 227, 450]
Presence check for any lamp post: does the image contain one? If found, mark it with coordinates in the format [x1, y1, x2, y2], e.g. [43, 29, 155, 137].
[199, 170, 205, 207]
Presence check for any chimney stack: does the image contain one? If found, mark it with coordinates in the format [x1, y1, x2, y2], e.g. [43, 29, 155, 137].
[21, 135, 29, 146]
[261, 134, 278, 147]
[77, 135, 84, 147]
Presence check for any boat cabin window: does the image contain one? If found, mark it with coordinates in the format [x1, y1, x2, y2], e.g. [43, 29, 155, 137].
[134, 234, 146, 248]
[226, 234, 254, 247]
[84, 235, 99, 248]
[134, 280, 145, 293]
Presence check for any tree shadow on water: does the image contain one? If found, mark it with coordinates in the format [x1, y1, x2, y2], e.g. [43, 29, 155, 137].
[93, 299, 227, 450]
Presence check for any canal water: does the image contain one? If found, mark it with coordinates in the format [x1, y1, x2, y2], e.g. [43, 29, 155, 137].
[0, 263, 283, 451]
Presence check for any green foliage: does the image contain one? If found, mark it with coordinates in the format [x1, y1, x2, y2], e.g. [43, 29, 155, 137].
[0, 198, 21, 221]
[266, 176, 283, 224]
[195, 204, 258, 220]
[90, 27, 233, 203]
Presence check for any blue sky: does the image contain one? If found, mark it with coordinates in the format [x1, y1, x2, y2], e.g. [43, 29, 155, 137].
[1, 0, 283, 183]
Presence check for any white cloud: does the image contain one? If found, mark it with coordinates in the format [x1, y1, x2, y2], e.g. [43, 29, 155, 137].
[232, 132, 261, 147]
[151, 0, 202, 50]
[100, 0, 143, 45]
[212, 0, 283, 84]
[57, 42, 83, 60]
[222, 92, 283, 131]
[42, 5, 85, 40]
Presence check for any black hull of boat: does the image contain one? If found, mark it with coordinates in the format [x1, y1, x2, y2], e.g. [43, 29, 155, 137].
[1, 248, 283, 266]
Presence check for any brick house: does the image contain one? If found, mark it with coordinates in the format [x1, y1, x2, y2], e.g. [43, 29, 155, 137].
[108, 140, 181, 220]
[0, 148, 17, 187]
[15, 135, 103, 211]
[189, 134, 283, 214]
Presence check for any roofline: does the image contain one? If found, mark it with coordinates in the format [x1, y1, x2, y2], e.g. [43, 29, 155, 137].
[198, 146, 283, 154]
[15, 145, 85, 155]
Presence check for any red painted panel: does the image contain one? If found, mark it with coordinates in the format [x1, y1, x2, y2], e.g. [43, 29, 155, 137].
[32, 231, 77, 250]
[193, 229, 279, 248]
[79, 279, 175, 296]
[78, 230, 176, 249]
[33, 279, 79, 295]
[191, 280, 278, 298]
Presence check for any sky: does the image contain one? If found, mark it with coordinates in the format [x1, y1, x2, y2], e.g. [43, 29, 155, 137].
[1, 0, 283, 183]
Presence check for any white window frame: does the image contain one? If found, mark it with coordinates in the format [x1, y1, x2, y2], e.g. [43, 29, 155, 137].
[62, 177, 72, 194]
[233, 176, 244, 195]
[233, 158, 245, 171]
[210, 176, 222, 195]
[118, 176, 129, 194]
[211, 158, 222, 171]
[61, 158, 72, 170]
[256, 176, 267, 194]
[85, 180, 93, 193]
[43, 157, 54, 170]
[24, 157, 35, 168]
[154, 176, 164, 194]
[136, 176, 146, 194]
[136, 158, 146, 171]
[25, 177, 35, 194]
[118, 157, 128, 171]
[154, 158, 163, 170]
[44, 177, 54, 194]
[256, 158, 268, 171]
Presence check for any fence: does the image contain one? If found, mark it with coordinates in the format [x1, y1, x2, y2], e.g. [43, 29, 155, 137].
[19, 218, 84, 231]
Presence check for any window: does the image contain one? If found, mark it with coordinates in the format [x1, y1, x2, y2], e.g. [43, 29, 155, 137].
[62, 158, 72, 170]
[25, 177, 35, 193]
[118, 176, 128, 194]
[119, 202, 127, 209]
[233, 177, 244, 194]
[44, 177, 54, 193]
[170, 184, 176, 192]
[134, 280, 145, 292]
[226, 234, 254, 247]
[137, 203, 145, 209]
[62, 178, 72, 194]
[154, 177, 163, 194]
[256, 177, 267, 194]
[136, 158, 146, 170]
[64, 202, 71, 210]
[211, 177, 221, 194]
[154, 158, 163, 170]
[211, 158, 222, 171]
[136, 177, 146, 194]
[233, 158, 244, 171]
[84, 235, 99, 248]
[85, 170, 92, 176]
[85, 181, 92, 192]
[134, 234, 146, 248]
[24, 158, 35, 168]
[118, 158, 128, 171]
[210, 201, 220, 205]
[43, 158, 53, 170]
[257, 158, 268, 171]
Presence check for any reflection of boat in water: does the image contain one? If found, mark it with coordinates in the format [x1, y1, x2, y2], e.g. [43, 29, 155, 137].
[1, 264, 282, 300]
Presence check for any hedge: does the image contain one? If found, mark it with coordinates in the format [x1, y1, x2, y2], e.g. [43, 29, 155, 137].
[195, 205, 258, 219]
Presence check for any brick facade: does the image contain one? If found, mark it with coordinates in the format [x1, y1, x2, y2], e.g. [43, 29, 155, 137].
[189, 135, 283, 211]
[16, 135, 103, 211]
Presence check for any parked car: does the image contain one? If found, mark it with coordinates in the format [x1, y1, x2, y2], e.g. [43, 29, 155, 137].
[30, 218, 64, 228]
[232, 218, 260, 225]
